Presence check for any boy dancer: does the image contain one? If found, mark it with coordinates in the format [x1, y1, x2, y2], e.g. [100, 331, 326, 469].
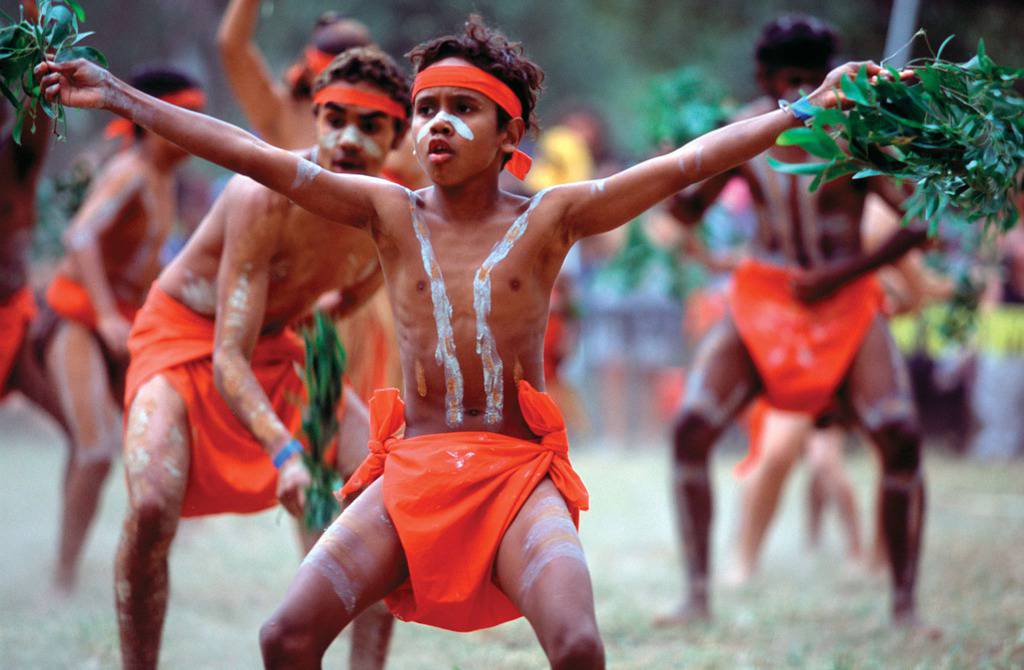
[100, 48, 406, 669]
[39, 16, 874, 667]
[661, 15, 929, 627]
[36, 67, 204, 594]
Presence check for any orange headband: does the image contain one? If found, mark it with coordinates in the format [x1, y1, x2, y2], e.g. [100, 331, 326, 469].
[104, 88, 207, 144]
[313, 84, 407, 121]
[305, 46, 336, 77]
[412, 64, 532, 180]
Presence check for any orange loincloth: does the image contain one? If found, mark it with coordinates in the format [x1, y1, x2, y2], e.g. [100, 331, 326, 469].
[0, 287, 37, 396]
[729, 259, 882, 415]
[340, 380, 590, 632]
[125, 285, 341, 517]
[45, 274, 139, 329]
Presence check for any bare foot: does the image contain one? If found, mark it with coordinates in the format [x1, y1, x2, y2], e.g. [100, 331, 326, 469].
[652, 601, 711, 628]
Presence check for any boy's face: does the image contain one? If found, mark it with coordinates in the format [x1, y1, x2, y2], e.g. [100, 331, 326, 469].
[411, 57, 524, 186]
[760, 65, 829, 101]
[313, 83, 399, 176]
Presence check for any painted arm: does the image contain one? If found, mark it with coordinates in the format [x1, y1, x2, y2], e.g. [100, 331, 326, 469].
[558, 61, 879, 241]
[37, 58, 396, 230]
[211, 185, 309, 517]
[215, 0, 289, 143]
[792, 177, 927, 303]
[61, 157, 142, 355]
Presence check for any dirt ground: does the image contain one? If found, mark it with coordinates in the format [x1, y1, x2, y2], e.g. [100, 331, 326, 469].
[1, 397, 1022, 669]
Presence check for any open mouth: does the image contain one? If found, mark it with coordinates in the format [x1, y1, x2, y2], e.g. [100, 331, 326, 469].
[332, 156, 367, 173]
[427, 138, 455, 163]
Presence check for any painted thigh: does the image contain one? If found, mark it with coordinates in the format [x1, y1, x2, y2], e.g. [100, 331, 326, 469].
[494, 479, 595, 629]
[841, 317, 918, 433]
[46, 321, 120, 463]
[681, 316, 762, 430]
[122, 374, 191, 512]
[281, 479, 406, 634]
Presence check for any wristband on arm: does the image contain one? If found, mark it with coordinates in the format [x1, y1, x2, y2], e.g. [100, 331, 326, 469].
[272, 438, 304, 469]
[778, 95, 815, 124]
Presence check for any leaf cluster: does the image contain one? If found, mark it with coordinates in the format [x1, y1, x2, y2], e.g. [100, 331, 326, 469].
[769, 35, 1024, 233]
[599, 219, 702, 300]
[299, 311, 348, 532]
[0, 0, 106, 143]
[644, 66, 732, 149]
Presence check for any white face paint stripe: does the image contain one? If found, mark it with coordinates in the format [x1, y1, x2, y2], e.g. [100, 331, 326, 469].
[472, 191, 547, 424]
[408, 191, 465, 426]
[417, 111, 475, 143]
[338, 125, 384, 159]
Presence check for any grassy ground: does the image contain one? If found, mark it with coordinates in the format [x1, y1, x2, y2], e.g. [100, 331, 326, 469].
[1, 398, 1022, 669]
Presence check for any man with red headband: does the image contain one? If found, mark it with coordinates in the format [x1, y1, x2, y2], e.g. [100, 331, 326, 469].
[218, 0, 410, 421]
[40, 14, 879, 666]
[77, 48, 408, 669]
[33, 66, 204, 596]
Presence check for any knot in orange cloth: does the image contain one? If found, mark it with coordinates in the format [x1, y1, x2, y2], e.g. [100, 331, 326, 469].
[337, 379, 589, 631]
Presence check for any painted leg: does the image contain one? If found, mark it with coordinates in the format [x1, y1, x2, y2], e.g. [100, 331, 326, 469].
[495, 479, 604, 670]
[292, 389, 393, 670]
[658, 318, 760, 626]
[727, 410, 811, 585]
[261, 479, 406, 669]
[9, 334, 70, 437]
[115, 375, 190, 670]
[45, 322, 121, 594]
[844, 318, 928, 627]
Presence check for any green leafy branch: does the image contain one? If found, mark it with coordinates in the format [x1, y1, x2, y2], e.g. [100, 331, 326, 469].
[299, 311, 347, 532]
[769, 33, 1024, 233]
[645, 66, 733, 149]
[0, 0, 106, 143]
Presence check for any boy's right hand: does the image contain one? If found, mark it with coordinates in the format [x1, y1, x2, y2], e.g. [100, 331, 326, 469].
[36, 59, 114, 111]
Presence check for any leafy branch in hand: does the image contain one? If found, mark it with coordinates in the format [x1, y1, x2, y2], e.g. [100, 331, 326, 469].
[0, 0, 106, 143]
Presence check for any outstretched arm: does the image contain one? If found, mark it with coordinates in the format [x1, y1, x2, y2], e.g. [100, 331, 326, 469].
[61, 156, 143, 355]
[211, 186, 309, 517]
[36, 59, 398, 230]
[559, 61, 880, 242]
[215, 0, 289, 143]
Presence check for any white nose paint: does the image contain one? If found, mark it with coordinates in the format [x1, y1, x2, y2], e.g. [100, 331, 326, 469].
[417, 111, 475, 144]
[338, 125, 384, 159]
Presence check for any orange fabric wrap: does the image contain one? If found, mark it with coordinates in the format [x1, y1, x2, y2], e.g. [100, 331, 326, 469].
[729, 259, 882, 415]
[340, 381, 590, 632]
[125, 285, 319, 517]
[412, 64, 532, 180]
[313, 84, 407, 120]
[0, 287, 37, 396]
[45, 274, 138, 330]
[734, 399, 768, 477]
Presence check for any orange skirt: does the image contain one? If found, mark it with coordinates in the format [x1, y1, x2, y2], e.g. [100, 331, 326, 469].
[729, 259, 882, 415]
[340, 381, 590, 632]
[125, 285, 320, 517]
[45, 274, 138, 330]
[0, 287, 37, 396]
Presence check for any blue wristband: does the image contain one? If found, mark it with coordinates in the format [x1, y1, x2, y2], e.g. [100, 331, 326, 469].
[272, 439, 303, 469]
[779, 95, 815, 123]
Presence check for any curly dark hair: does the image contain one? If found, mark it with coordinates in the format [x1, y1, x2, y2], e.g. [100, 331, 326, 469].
[406, 15, 544, 133]
[755, 15, 839, 74]
[314, 47, 411, 138]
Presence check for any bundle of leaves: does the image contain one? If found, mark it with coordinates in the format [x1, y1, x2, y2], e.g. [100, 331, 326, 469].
[644, 66, 732, 149]
[770, 35, 1024, 233]
[300, 311, 348, 532]
[0, 0, 106, 143]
